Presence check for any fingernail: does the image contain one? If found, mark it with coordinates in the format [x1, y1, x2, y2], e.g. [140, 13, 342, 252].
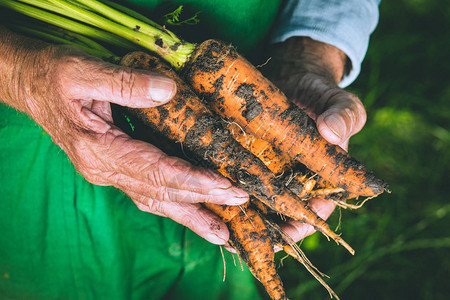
[205, 233, 227, 245]
[323, 114, 346, 140]
[149, 76, 176, 102]
[224, 243, 237, 253]
[230, 187, 249, 199]
[227, 195, 249, 205]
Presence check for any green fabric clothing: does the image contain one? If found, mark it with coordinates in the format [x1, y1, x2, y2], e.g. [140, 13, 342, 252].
[0, 1, 282, 299]
[0, 104, 258, 300]
[124, 0, 282, 54]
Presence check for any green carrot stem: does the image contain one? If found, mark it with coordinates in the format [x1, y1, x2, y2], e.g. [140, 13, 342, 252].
[8, 19, 117, 56]
[81, 0, 181, 42]
[1, 0, 136, 49]
[55, 27, 112, 52]
[14, 19, 112, 53]
[16, 0, 92, 24]
[98, 0, 164, 31]
[49, 0, 195, 69]
[4, 0, 196, 68]
[10, 24, 120, 62]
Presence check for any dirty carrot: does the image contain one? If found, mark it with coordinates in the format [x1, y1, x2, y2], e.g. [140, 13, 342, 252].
[227, 122, 294, 175]
[121, 52, 353, 255]
[121, 52, 353, 298]
[228, 122, 357, 205]
[182, 39, 388, 197]
[228, 207, 286, 300]
[203, 200, 289, 299]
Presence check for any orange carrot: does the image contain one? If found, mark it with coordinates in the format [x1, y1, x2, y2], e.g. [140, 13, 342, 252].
[122, 53, 308, 300]
[120, 52, 353, 254]
[227, 207, 286, 300]
[283, 171, 352, 201]
[227, 122, 293, 175]
[228, 122, 354, 202]
[183, 39, 388, 197]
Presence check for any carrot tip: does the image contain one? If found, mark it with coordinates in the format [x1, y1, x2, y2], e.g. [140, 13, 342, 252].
[338, 239, 355, 255]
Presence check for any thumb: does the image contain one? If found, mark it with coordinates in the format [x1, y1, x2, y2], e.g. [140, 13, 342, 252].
[64, 58, 177, 107]
[316, 93, 367, 150]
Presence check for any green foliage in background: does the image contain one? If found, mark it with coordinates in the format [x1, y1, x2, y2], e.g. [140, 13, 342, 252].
[278, 1, 450, 299]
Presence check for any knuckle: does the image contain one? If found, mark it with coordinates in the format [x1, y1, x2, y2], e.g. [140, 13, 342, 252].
[147, 154, 193, 189]
[142, 151, 169, 186]
[147, 199, 164, 214]
[51, 53, 104, 101]
[200, 194, 216, 204]
[133, 199, 150, 212]
[54, 53, 91, 96]
[167, 158, 199, 183]
[114, 67, 136, 102]
[355, 98, 367, 120]
[181, 192, 201, 204]
[153, 186, 171, 203]
[104, 171, 122, 185]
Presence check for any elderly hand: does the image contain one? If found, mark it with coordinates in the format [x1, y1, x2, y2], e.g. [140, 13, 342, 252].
[0, 30, 248, 245]
[264, 36, 367, 244]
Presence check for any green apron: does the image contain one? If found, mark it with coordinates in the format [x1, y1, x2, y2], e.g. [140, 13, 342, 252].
[0, 1, 281, 299]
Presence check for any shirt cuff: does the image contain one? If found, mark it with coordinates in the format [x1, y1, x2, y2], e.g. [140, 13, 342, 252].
[271, 0, 380, 87]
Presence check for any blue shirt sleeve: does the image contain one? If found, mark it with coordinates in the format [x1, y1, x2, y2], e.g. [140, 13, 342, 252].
[271, 0, 381, 87]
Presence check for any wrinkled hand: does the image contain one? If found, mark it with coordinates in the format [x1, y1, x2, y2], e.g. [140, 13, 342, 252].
[8, 42, 248, 245]
[264, 37, 367, 243]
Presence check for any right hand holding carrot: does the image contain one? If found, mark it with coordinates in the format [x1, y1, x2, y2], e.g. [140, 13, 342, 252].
[0, 29, 248, 245]
[265, 36, 368, 243]
[267, 37, 367, 151]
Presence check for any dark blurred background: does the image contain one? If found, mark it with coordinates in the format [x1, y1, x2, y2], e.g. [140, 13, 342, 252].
[278, 1, 450, 299]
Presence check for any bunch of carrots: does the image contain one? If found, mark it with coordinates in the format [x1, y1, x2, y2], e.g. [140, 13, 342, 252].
[1, 1, 389, 299]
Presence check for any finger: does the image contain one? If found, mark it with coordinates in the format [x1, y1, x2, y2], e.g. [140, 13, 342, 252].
[103, 133, 249, 204]
[316, 93, 367, 150]
[280, 198, 336, 243]
[107, 171, 248, 205]
[128, 192, 230, 245]
[61, 57, 177, 107]
[77, 129, 248, 205]
[75, 105, 113, 134]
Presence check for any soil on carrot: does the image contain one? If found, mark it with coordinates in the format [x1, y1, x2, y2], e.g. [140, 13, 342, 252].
[228, 210, 272, 261]
[183, 39, 230, 76]
[260, 213, 286, 246]
[278, 106, 320, 140]
[182, 113, 281, 205]
[324, 145, 388, 195]
[234, 83, 264, 122]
